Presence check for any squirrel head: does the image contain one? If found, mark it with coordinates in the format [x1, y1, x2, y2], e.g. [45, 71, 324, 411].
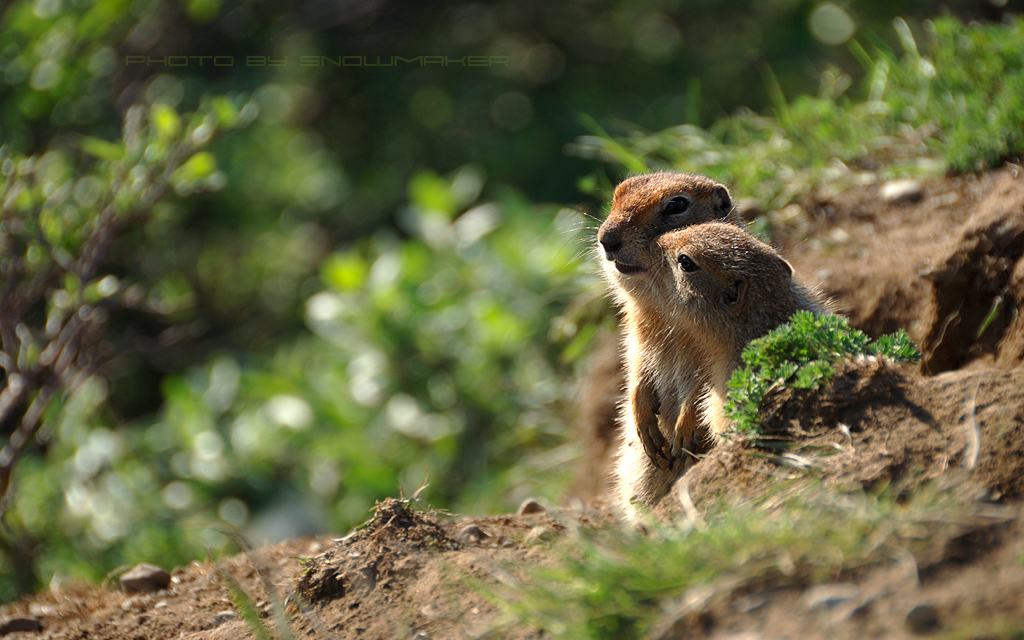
[597, 172, 736, 300]
[658, 222, 800, 354]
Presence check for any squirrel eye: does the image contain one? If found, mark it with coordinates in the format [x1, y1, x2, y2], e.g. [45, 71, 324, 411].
[664, 195, 691, 215]
[678, 254, 699, 272]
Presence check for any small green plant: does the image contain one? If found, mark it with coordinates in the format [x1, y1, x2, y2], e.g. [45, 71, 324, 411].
[724, 311, 920, 433]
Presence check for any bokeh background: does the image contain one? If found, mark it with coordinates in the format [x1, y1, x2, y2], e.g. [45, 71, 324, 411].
[0, 0, 1017, 600]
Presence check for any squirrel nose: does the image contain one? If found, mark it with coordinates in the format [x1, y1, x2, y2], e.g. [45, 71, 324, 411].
[598, 226, 622, 258]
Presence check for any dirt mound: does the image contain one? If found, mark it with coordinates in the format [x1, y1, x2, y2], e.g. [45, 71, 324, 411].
[675, 363, 1024, 514]
[642, 359, 1024, 640]
[0, 498, 618, 640]
[788, 167, 1024, 374]
[195, 499, 614, 640]
[919, 172, 1024, 373]
[296, 497, 461, 603]
[0, 537, 328, 640]
[689, 514, 1024, 640]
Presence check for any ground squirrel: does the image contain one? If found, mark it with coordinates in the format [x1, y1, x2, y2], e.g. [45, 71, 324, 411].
[570, 172, 751, 503]
[605, 218, 825, 522]
[595, 172, 742, 518]
[656, 222, 826, 440]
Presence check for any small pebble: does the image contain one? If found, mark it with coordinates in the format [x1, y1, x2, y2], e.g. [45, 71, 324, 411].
[457, 524, 489, 544]
[524, 525, 555, 543]
[27, 604, 57, 617]
[213, 610, 238, 626]
[905, 603, 940, 634]
[828, 227, 851, 243]
[121, 563, 171, 594]
[0, 615, 42, 633]
[881, 179, 924, 204]
[517, 498, 545, 515]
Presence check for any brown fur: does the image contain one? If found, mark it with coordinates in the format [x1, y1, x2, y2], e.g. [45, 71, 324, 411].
[596, 172, 742, 521]
[607, 219, 825, 523]
[656, 223, 826, 439]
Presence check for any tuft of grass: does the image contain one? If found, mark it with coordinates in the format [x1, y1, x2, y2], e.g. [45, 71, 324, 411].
[223, 574, 277, 640]
[939, 618, 1024, 640]
[215, 528, 297, 640]
[724, 311, 920, 433]
[921, 17, 1024, 171]
[488, 483, 993, 639]
[570, 17, 1024, 211]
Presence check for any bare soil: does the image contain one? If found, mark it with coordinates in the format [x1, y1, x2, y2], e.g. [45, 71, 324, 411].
[4, 167, 1024, 639]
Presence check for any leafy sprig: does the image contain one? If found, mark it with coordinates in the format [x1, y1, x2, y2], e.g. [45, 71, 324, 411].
[724, 311, 921, 433]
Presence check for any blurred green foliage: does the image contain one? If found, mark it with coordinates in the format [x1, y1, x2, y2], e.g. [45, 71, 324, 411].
[0, 94, 252, 599]
[0, 0, 1022, 603]
[573, 16, 1024, 210]
[922, 17, 1024, 170]
[3, 151, 598, 597]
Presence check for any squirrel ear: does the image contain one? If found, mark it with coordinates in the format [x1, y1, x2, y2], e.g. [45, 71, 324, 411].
[712, 185, 733, 218]
[724, 276, 746, 307]
[781, 257, 794, 278]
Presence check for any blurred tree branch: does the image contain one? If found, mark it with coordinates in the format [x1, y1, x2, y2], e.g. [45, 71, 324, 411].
[0, 98, 249, 514]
